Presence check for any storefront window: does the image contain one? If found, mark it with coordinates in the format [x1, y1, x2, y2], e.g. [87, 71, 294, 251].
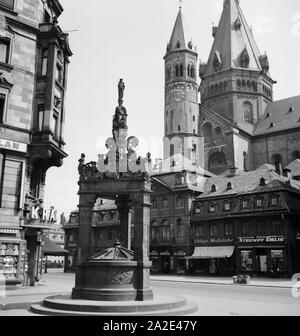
[195, 225, 203, 238]
[271, 250, 284, 275]
[241, 250, 253, 272]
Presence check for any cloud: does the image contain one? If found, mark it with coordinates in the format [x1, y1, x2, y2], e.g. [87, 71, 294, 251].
[253, 16, 274, 35]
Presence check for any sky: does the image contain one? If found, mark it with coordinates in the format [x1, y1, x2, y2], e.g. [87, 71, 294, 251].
[44, 0, 300, 217]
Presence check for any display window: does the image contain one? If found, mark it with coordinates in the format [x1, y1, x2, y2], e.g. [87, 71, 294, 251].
[241, 250, 253, 272]
[0, 240, 26, 283]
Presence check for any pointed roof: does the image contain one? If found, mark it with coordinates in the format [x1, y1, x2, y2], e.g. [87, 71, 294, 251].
[167, 7, 195, 53]
[204, 0, 270, 76]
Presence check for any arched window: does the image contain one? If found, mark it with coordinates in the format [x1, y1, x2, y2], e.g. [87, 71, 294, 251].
[209, 152, 226, 171]
[166, 67, 171, 81]
[176, 197, 184, 208]
[162, 198, 169, 209]
[170, 144, 175, 157]
[191, 66, 195, 78]
[187, 64, 191, 77]
[179, 64, 183, 77]
[291, 150, 300, 161]
[176, 41, 181, 49]
[193, 115, 196, 122]
[170, 110, 174, 131]
[176, 219, 184, 238]
[214, 127, 222, 137]
[175, 65, 179, 77]
[203, 123, 213, 138]
[240, 48, 250, 68]
[243, 101, 254, 124]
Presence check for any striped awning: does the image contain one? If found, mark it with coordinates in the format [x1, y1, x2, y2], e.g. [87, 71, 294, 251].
[190, 246, 235, 259]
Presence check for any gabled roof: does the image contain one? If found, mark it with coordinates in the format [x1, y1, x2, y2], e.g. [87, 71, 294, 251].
[254, 95, 300, 136]
[196, 164, 300, 199]
[286, 160, 300, 177]
[166, 7, 195, 53]
[204, 0, 269, 77]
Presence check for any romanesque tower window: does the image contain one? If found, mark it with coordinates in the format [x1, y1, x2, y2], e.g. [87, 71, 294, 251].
[166, 67, 171, 81]
[175, 65, 179, 77]
[243, 101, 254, 124]
[179, 64, 183, 77]
[203, 122, 213, 137]
[191, 66, 195, 78]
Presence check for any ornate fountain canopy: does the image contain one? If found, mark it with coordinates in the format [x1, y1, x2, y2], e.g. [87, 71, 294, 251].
[78, 79, 152, 181]
[89, 240, 134, 260]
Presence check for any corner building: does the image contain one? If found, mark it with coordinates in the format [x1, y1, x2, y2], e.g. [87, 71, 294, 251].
[0, 0, 72, 286]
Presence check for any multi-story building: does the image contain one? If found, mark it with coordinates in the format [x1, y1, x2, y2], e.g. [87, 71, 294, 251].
[190, 164, 300, 277]
[0, 0, 72, 286]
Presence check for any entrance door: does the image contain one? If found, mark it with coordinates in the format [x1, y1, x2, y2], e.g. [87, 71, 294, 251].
[259, 255, 268, 273]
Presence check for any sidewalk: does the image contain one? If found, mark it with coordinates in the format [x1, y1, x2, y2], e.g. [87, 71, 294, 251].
[150, 274, 295, 289]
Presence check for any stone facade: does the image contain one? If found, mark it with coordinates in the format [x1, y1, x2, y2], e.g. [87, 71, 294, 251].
[0, 0, 72, 286]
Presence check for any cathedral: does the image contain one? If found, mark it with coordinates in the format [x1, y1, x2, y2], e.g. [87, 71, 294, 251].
[164, 0, 300, 175]
[64, 1, 300, 277]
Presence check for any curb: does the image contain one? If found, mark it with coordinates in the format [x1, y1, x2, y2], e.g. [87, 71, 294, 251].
[150, 278, 292, 289]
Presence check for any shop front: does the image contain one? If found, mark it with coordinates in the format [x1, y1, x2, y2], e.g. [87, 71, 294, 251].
[187, 245, 236, 276]
[0, 229, 27, 285]
[150, 250, 171, 274]
[237, 235, 288, 277]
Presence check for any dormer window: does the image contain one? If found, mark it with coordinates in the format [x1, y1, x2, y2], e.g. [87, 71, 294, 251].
[240, 48, 250, 68]
[188, 41, 193, 49]
[235, 17, 242, 30]
[259, 178, 266, 186]
[211, 184, 217, 193]
[289, 107, 294, 112]
[255, 198, 263, 208]
[226, 182, 233, 191]
[176, 41, 181, 49]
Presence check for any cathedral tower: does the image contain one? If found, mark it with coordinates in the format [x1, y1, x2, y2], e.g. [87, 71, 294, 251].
[198, 0, 276, 174]
[200, 0, 276, 134]
[163, 7, 200, 165]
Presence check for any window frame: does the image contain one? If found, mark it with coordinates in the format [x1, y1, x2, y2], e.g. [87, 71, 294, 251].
[0, 0, 15, 10]
[208, 202, 216, 213]
[0, 37, 11, 64]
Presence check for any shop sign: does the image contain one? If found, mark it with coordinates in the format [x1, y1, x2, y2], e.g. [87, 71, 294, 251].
[174, 251, 186, 256]
[238, 236, 285, 244]
[194, 238, 234, 244]
[160, 251, 170, 256]
[31, 205, 57, 222]
[0, 138, 27, 153]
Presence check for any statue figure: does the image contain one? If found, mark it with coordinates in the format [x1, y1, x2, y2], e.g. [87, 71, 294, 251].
[118, 79, 125, 106]
[78, 153, 86, 177]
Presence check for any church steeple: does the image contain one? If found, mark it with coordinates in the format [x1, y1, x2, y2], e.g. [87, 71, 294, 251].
[203, 0, 272, 76]
[199, 0, 276, 132]
[166, 7, 195, 54]
[163, 7, 200, 165]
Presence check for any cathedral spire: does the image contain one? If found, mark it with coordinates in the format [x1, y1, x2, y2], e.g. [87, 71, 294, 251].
[204, 0, 272, 77]
[166, 6, 194, 53]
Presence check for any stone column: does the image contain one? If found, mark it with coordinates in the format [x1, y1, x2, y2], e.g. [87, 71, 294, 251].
[131, 184, 153, 301]
[77, 194, 96, 263]
[116, 196, 132, 249]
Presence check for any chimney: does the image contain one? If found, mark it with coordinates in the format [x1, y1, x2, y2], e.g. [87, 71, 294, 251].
[228, 167, 237, 177]
[283, 168, 292, 179]
[275, 162, 283, 176]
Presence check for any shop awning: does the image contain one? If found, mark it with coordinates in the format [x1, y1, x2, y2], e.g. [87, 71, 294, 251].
[190, 246, 235, 259]
[42, 236, 71, 256]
